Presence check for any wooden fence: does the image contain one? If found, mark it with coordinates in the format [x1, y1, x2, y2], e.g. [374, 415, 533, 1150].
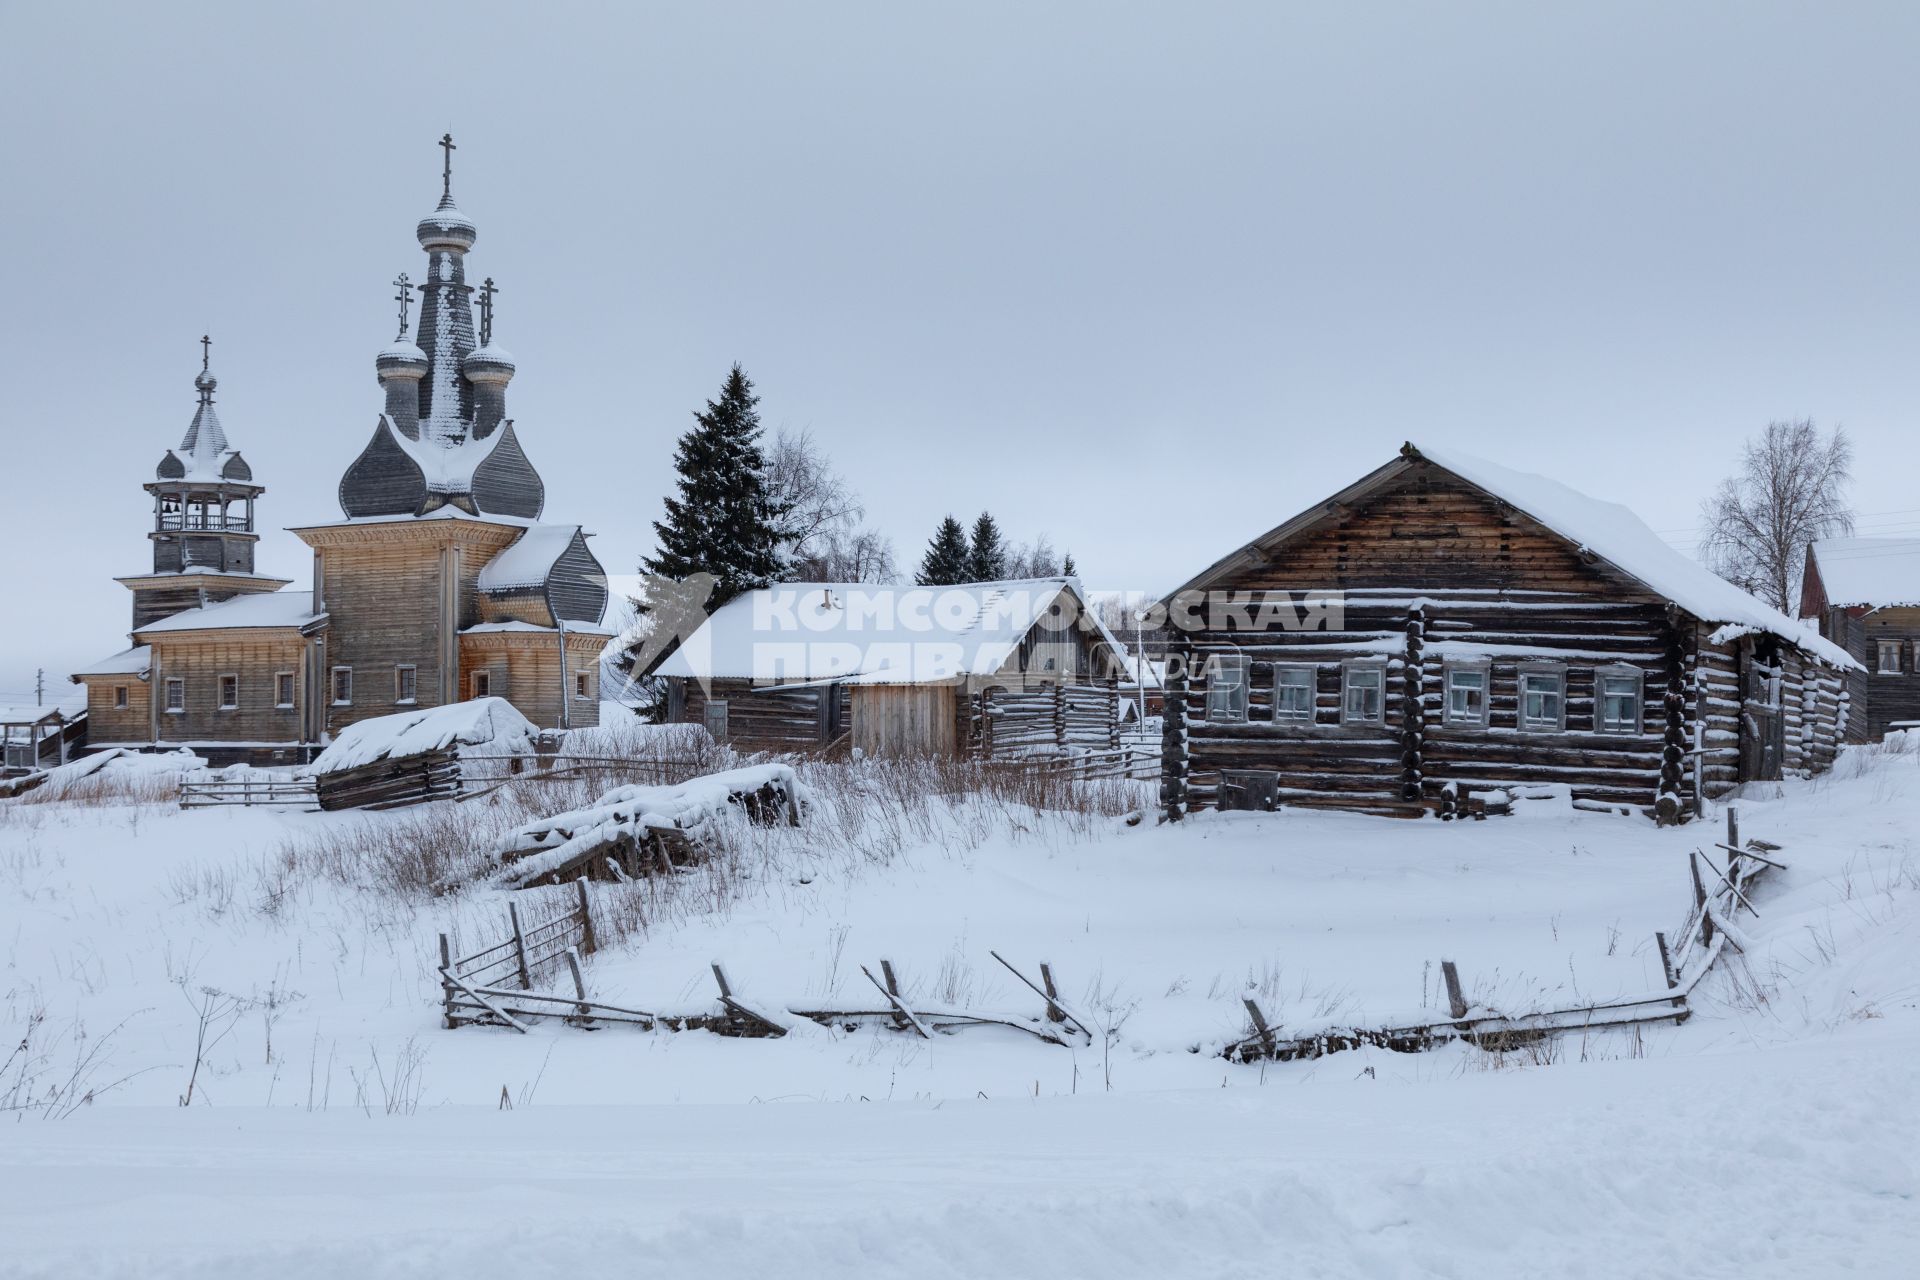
[179, 776, 319, 810]
[1225, 804, 1782, 1062]
[437, 896, 1088, 1046]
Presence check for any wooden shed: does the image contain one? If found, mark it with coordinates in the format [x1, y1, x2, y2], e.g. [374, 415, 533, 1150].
[0, 707, 80, 776]
[1801, 538, 1920, 742]
[656, 578, 1131, 758]
[1159, 444, 1858, 822]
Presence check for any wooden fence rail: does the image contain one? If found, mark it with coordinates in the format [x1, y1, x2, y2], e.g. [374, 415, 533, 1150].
[1226, 804, 1783, 1063]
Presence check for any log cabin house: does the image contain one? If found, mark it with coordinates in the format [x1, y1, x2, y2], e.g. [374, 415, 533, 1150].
[69, 141, 610, 765]
[655, 578, 1130, 758]
[1800, 538, 1920, 741]
[1159, 444, 1858, 822]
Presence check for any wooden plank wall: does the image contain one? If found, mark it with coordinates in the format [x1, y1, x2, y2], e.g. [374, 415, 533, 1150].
[144, 631, 310, 747]
[851, 685, 958, 757]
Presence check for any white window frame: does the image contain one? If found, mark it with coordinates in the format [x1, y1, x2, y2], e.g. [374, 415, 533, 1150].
[394, 664, 417, 705]
[1204, 652, 1249, 723]
[472, 671, 491, 699]
[164, 677, 184, 714]
[330, 665, 353, 707]
[1877, 640, 1903, 675]
[1518, 664, 1566, 733]
[1595, 665, 1644, 736]
[1271, 664, 1315, 723]
[217, 673, 239, 711]
[113, 685, 129, 710]
[1341, 661, 1385, 725]
[1442, 664, 1488, 727]
[274, 671, 295, 709]
[574, 671, 592, 701]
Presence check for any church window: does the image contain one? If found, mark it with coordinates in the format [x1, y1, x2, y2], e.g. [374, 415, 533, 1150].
[395, 665, 417, 705]
[164, 678, 184, 714]
[275, 672, 295, 708]
[331, 666, 353, 706]
[218, 674, 239, 710]
[473, 671, 491, 698]
[113, 686, 128, 710]
[574, 671, 591, 700]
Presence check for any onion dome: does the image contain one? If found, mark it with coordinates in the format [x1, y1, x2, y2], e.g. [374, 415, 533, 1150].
[417, 192, 477, 253]
[156, 450, 186, 480]
[375, 339, 430, 382]
[194, 369, 217, 397]
[462, 343, 516, 385]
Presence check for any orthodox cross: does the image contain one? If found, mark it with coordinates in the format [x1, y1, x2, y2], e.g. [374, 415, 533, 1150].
[438, 132, 456, 200]
[200, 334, 211, 373]
[478, 277, 498, 346]
[392, 273, 413, 340]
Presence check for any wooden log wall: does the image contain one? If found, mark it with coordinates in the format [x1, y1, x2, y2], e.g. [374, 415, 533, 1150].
[975, 682, 1120, 759]
[676, 679, 834, 751]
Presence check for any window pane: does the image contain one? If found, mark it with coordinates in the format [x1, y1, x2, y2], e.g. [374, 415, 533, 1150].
[1446, 670, 1485, 723]
[1274, 668, 1314, 721]
[1345, 667, 1382, 721]
[1207, 655, 1248, 722]
[1599, 674, 1639, 732]
[1521, 673, 1561, 730]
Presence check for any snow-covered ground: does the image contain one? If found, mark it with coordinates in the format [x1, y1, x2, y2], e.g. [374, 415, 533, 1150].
[2, 742, 1917, 1276]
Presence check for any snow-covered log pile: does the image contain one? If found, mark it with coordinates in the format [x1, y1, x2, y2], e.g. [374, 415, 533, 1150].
[311, 698, 538, 811]
[482, 763, 810, 890]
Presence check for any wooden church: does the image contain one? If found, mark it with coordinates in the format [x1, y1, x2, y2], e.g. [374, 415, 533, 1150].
[72, 139, 610, 764]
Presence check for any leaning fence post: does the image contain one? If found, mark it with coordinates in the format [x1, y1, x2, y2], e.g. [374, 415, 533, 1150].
[1689, 851, 1715, 946]
[508, 901, 533, 990]
[1725, 804, 1743, 885]
[438, 932, 456, 1029]
[575, 877, 597, 955]
[1654, 931, 1681, 1006]
[1242, 997, 1278, 1058]
[1439, 960, 1469, 1020]
[564, 946, 590, 1023]
[1039, 962, 1065, 1025]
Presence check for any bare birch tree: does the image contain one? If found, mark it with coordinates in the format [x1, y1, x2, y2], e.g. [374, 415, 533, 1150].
[1699, 420, 1854, 612]
[764, 427, 898, 582]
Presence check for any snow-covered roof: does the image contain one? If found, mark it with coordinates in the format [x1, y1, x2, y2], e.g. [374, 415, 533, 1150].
[0, 705, 65, 726]
[1809, 538, 1920, 610]
[654, 578, 1127, 685]
[461, 619, 615, 636]
[1174, 444, 1857, 670]
[310, 697, 536, 776]
[71, 645, 153, 678]
[132, 589, 326, 635]
[1417, 446, 1856, 667]
[477, 524, 579, 592]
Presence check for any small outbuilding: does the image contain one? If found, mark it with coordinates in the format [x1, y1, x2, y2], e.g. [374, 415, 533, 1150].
[1801, 537, 1920, 740]
[655, 577, 1131, 758]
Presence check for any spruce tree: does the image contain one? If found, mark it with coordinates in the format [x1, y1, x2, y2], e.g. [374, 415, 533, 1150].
[916, 516, 971, 586]
[1061, 553, 1076, 577]
[621, 364, 790, 680]
[966, 512, 1006, 581]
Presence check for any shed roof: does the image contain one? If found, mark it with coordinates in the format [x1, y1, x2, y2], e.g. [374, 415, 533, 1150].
[70, 645, 153, 678]
[1174, 443, 1857, 670]
[654, 578, 1127, 685]
[0, 706, 65, 727]
[132, 589, 326, 636]
[1809, 538, 1920, 610]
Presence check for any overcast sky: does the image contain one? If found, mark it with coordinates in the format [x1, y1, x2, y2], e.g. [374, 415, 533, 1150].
[2, 1, 1915, 706]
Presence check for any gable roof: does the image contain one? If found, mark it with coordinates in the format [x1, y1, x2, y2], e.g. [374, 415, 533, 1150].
[1809, 538, 1920, 610]
[1175, 442, 1856, 669]
[654, 577, 1127, 685]
[70, 645, 153, 679]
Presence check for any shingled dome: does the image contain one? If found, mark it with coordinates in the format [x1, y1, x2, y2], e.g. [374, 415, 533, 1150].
[417, 194, 477, 252]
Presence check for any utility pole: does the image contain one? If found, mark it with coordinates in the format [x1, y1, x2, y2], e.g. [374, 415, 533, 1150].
[35, 668, 44, 707]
